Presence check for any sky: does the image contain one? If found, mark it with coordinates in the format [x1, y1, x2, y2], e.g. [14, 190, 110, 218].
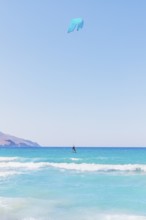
[0, 0, 146, 147]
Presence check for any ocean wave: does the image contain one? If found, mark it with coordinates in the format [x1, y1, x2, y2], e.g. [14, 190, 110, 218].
[72, 213, 146, 220]
[0, 161, 49, 179]
[0, 157, 19, 162]
[0, 161, 48, 170]
[1, 161, 146, 174]
[87, 214, 146, 220]
[46, 163, 146, 172]
[70, 158, 81, 161]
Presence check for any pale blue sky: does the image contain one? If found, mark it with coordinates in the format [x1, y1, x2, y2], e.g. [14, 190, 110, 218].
[0, 0, 146, 146]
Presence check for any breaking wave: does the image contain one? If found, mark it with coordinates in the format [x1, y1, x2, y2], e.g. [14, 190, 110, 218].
[70, 158, 81, 161]
[1, 161, 146, 173]
[0, 157, 19, 162]
[46, 162, 146, 172]
[93, 214, 146, 220]
[0, 161, 48, 170]
[1, 155, 146, 177]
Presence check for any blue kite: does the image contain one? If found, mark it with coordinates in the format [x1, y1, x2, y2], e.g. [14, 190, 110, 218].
[67, 18, 84, 33]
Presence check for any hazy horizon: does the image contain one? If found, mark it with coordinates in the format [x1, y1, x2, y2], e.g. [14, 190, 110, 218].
[1, 0, 146, 147]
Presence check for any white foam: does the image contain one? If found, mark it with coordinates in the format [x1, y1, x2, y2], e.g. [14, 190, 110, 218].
[0, 157, 18, 162]
[23, 218, 38, 220]
[100, 214, 146, 220]
[0, 161, 48, 170]
[80, 213, 146, 220]
[21, 213, 146, 220]
[70, 158, 80, 161]
[46, 163, 146, 172]
[73, 213, 146, 220]
[1, 160, 146, 174]
[0, 161, 49, 179]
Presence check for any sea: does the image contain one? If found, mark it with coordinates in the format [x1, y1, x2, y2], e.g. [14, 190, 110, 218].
[0, 147, 146, 220]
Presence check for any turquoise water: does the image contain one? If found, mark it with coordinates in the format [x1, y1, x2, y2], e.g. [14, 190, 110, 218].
[0, 147, 146, 220]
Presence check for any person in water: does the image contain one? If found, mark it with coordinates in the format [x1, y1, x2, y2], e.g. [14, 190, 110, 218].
[72, 145, 76, 153]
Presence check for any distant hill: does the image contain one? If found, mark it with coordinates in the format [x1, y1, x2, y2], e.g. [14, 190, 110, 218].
[0, 132, 40, 147]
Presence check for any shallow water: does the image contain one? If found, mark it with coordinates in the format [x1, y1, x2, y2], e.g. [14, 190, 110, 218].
[0, 147, 146, 220]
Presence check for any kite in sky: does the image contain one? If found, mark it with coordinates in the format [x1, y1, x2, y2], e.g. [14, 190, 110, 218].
[67, 18, 84, 33]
